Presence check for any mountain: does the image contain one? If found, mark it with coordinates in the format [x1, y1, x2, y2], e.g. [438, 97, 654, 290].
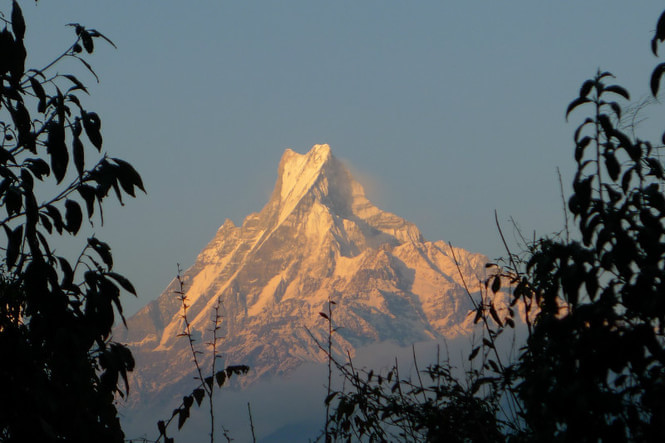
[115, 144, 500, 407]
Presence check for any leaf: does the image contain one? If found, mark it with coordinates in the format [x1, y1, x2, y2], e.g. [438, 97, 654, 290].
[324, 392, 338, 405]
[46, 120, 68, 184]
[204, 376, 214, 390]
[469, 346, 480, 361]
[654, 11, 665, 55]
[319, 312, 329, 320]
[193, 388, 205, 406]
[11, 1, 25, 41]
[112, 158, 146, 194]
[58, 256, 74, 289]
[491, 275, 501, 293]
[604, 85, 630, 100]
[29, 77, 46, 113]
[62, 74, 88, 94]
[3, 224, 23, 268]
[81, 30, 94, 53]
[106, 272, 136, 295]
[73, 136, 85, 177]
[64, 199, 83, 235]
[566, 97, 591, 119]
[579, 80, 593, 98]
[575, 136, 592, 162]
[489, 304, 503, 327]
[77, 184, 96, 218]
[5, 186, 22, 216]
[82, 111, 102, 150]
[39, 213, 52, 234]
[20, 168, 33, 192]
[45, 204, 64, 234]
[157, 420, 166, 436]
[650, 63, 665, 96]
[621, 168, 634, 193]
[473, 307, 482, 324]
[177, 407, 188, 430]
[604, 153, 620, 181]
[24, 158, 50, 180]
[88, 28, 117, 49]
[88, 237, 113, 269]
[215, 370, 226, 387]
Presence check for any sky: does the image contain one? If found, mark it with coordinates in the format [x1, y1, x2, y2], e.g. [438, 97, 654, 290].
[13, 1, 665, 316]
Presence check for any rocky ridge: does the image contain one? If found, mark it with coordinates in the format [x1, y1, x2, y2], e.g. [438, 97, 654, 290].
[115, 144, 500, 404]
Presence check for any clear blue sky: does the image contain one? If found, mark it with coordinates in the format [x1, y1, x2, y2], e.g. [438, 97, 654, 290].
[16, 1, 665, 316]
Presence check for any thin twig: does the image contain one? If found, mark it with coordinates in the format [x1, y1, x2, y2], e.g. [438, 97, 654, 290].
[557, 167, 571, 243]
[247, 402, 256, 443]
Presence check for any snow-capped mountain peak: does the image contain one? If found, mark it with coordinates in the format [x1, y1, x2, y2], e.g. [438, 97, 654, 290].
[116, 144, 501, 405]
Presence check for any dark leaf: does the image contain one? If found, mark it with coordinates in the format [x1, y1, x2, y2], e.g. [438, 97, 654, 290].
[489, 304, 502, 327]
[319, 312, 329, 320]
[29, 77, 46, 113]
[4, 224, 22, 268]
[46, 120, 68, 184]
[82, 111, 102, 150]
[177, 408, 188, 430]
[24, 158, 50, 180]
[579, 80, 594, 98]
[598, 114, 614, 135]
[473, 307, 482, 324]
[45, 204, 64, 234]
[64, 199, 83, 234]
[39, 213, 52, 234]
[20, 168, 33, 191]
[112, 157, 146, 194]
[469, 346, 480, 361]
[106, 272, 136, 295]
[81, 31, 94, 53]
[193, 388, 205, 406]
[566, 97, 591, 119]
[654, 10, 665, 55]
[621, 168, 634, 193]
[324, 392, 338, 405]
[491, 275, 501, 293]
[58, 256, 74, 290]
[215, 370, 226, 387]
[650, 63, 665, 96]
[604, 85, 630, 100]
[5, 186, 22, 216]
[62, 74, 88, 94]
[88, 237, 112, 269]
[77, 184, 96, 218]
[88, 28, 117, 49]
[11, 1, 24, 41]
[605, 153, 620, 181]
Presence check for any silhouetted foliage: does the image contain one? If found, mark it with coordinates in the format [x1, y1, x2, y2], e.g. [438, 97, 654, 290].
[517, 72, 665, 442]
[322, 8, 665, 443]
[150, 267, 249, 443]
[0, 2, 143, 441]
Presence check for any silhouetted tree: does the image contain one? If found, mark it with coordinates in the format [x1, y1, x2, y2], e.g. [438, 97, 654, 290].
[323, 8, 665, 443]
[0, 2, 142, 441]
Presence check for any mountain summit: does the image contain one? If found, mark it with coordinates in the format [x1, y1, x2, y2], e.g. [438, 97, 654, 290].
[117, 144, 493, 402]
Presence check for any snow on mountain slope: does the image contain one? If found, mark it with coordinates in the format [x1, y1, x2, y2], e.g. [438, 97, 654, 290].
[115, 144, 504, 405]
